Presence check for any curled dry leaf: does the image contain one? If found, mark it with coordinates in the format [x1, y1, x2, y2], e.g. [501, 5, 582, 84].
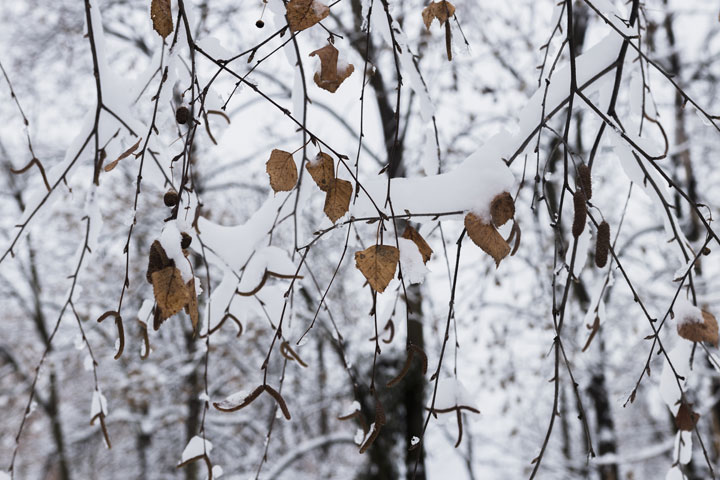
[263, 385, 292, 420]
[465, 213, 510, 267]
[97, 311, 125, 360]
[104, 138, 142, 172]
[286, 0, 329, 32]
[213, 385, 291, 419]
[490, 191, 515, 227]
[214, 386, 264, 412]
[309, 43, 355, 93]
[306, 152, 335, 191]
[10, 157, 51, 192]
[151, 267, 190, 326]
[402, 226, 433, 264]
[266, 149, 298, 192]
[422, 1, 456, 29]
[324, 178, 352, 223]
[677, 310, 719, 347]
[151, 0, 173, 38]
[675, 402, 700, 431]
[185, 278, 199, 334]
[507, 221, 522, 256]
[354, 245, 400, 293]
[280, 341, 309, 367]
[359, 399, 386, 454]
[386, 344, 428, 388]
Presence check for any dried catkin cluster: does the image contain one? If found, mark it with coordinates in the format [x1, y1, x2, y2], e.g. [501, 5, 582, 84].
[595, 221, 610, 268]
[572, 190, 587, 238]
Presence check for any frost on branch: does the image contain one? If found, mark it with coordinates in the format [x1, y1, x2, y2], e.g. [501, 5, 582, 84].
[178, 436, 215, 478]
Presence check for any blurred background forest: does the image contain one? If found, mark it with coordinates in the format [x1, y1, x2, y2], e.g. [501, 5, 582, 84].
[1, 0, 720, 479]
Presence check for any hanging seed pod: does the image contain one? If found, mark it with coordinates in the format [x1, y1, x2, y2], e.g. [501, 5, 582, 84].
[577, 164, 592, 200]
[181, 232, 192, 249]
[175, 106, 190, 125]
[255, 19, 265, 28]
[572, 189, 587, 238]
[164, 189, 179, 207]
[595, 221, 610, 268]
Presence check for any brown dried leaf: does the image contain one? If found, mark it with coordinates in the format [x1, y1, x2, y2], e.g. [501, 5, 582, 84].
[490, 191, 515, 227]
[675, 402, 700, 431]
[465, 213, 510, 267]
[678, 310, 719, 347]
[355, 245, 399, 293]
[151, 0, 173, 39]
[402, 226, 433, 264]
[286, 0, 329, 32]
[104, 138, 142, 172]
[146, 240, 174, 283]
[307, 152, 335, 191]
[151, 267, 190, 323]
[309, 43, 355, 93]
[266, 149, 298, 192]
[422, 1, 455, 30]
[185, 278, 199, 334]
[323, 178, 352, 223]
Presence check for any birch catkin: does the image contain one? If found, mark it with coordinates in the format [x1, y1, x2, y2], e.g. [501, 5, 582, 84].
[577, 164, 592, 200]
[572, 190, 587, 238]
[595, 221, 610, 268]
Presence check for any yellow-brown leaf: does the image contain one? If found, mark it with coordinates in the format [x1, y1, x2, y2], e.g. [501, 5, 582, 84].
[309, 43, 355, 93]
[146, 240, 173, 284]
[286, 0, 329, 32]
[422, 1, 455, 30]
[151, 267, 190, 322]
[465, 213, 510, 267]
[306, 152, 335, 191]
[266, 149, 298, 192]
[678, 310, 719, 347]
[324, 178, 352, 223]
[104, 138, 142, 172]
[355, 245, 399, 293]
[151, 0, 173, 38]
[675, 402, 700, 431]
[402, 226, 433, 264]
[490, 191, 515, 227]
